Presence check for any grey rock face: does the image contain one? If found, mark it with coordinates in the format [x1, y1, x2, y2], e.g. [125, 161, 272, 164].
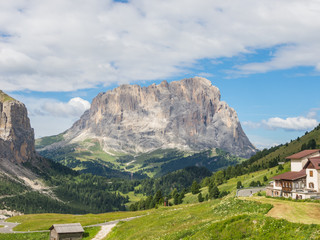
[0, 91, 36, 163]
[54, 77, 256, 158]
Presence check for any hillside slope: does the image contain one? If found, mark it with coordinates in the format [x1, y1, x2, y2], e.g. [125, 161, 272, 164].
[0, 91, 131, 215]
[247, 124, 320, 170]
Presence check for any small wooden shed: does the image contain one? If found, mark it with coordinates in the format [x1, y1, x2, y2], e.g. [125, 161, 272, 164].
[49, 223, 84, 240]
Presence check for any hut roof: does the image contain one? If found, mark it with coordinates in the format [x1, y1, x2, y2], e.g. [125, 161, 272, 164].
[49, 223, 84, 233]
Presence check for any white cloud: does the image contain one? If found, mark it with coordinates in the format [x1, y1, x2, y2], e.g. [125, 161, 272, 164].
[1, 0, 320, 91]
[11, 94, 90, 137]
[243, 108, 319, 132]
[262, 117, 318, 131]
[41, 97, 90, 118]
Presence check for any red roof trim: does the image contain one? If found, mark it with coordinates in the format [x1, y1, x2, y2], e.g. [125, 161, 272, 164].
[307, 157, 320, 170]
[286, 150, 320, 159]
[272, 169, 306, 180]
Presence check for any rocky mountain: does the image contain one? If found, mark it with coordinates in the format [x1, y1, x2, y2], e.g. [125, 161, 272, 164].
[0, 91, 134, 215]
[40, 77, 256, 158]
[0, 91, 36, 164]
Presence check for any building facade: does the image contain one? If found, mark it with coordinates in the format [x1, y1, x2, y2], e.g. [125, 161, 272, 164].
[266, 149, 320, 199]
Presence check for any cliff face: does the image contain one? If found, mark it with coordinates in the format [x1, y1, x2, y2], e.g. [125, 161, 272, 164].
[58, 77, 256, 158]
[0, 91, 36, 163]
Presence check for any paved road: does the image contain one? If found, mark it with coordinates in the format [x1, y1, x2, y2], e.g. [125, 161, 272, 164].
[236, 187, 266, 197]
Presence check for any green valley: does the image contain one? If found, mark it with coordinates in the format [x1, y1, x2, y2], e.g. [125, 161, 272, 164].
[37, 136, 243, 178]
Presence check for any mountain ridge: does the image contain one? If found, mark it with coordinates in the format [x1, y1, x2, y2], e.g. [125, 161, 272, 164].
[39, 77, 256, 158]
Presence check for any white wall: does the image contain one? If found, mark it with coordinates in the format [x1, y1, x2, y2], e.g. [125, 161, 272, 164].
[291, 159, 308, 171]
[306, 169, 318, 191]
[290, 152, 320, 172]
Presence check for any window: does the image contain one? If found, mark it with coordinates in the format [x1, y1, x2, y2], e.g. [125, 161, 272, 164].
[310, 170, 313, 177]
[309, 182, 314, 189]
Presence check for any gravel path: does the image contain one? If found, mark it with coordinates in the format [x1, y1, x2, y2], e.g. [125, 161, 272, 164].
[91, 222, 118, 240]
[88, 216, 140, 240]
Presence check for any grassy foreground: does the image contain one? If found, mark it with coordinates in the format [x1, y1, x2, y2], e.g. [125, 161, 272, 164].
[7, 210, 149, 231]
[0, 227, 100, 240]
[243, 196, 320, 225]
[106, 197, 320, 240]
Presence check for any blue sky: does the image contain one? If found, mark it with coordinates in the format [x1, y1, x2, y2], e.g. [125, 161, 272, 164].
[1, 0, 320, 149]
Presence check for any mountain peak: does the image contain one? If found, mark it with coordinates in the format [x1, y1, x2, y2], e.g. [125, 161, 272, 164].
[181, 77, 213, 86]
[0, 90, 36, 163]
[44, 78, 256, 158]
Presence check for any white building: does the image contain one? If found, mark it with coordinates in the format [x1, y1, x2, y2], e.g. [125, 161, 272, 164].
[266, 149, 320, 199]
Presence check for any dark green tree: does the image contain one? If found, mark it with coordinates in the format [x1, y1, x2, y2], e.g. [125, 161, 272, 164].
[173, 193, 180, 205]
[308, 139, 317, 149]
[236, 181, 242, 189]
[191, 180, 200, 194]
[153, 190, 163, 204]
[212, 185, 220, 199]
[198, 193, 204, 202]
[263, 176, 268, 182]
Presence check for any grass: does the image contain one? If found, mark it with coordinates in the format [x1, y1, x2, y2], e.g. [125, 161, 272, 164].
[0, 90, 15, 102]
[105, 198, 272, 239]
[0, 226, 3, 228]
[106, 197, 320, 239]
[83, 226, 101, 240]
[243, 196, 320, 225]
[218, 162, 290, 195]
[119, 191, 145, 206]
[35, 133, 65, 149]
[6, 210, 150, 231]
[0, 232, 49, 240]
[180, 162, 290, 205]
[0, 226, 100, 240]
[182, 187, 209, 204]
[251, 126, 320, 168]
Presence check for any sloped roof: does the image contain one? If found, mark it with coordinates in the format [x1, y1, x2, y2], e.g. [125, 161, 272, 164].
[304, 157, 320, 170]
[285, 150, 320, 159]
[49, 223, 84, 233]
[272, 169, 306, 180]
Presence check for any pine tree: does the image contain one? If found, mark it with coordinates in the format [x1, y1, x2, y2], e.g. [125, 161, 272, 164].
[174, 193, 179, 205]
[191, 180, 200, 194]
[198, 193, 204, 202]
[212, 185, 220, 199]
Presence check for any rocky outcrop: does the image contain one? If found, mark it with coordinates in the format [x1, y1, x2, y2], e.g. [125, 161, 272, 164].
[0, 90, 36, 163]
[45, 77, 256, 158]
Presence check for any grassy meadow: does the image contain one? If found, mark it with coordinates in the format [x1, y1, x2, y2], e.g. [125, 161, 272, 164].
[243, 196, 320, 225]
[106, 197, 320, 240]
[0, 226, 100, 240]
[6, 210, 150, 231]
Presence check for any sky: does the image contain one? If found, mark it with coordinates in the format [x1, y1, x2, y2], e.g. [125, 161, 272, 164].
[1, 0, 320, 149]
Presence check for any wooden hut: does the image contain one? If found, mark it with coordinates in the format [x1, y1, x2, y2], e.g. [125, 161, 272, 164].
[49, 223, 84, 240]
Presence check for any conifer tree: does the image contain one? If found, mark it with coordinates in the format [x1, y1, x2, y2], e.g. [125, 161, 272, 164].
[198, 193, 204, 202]
[191, 180, 200, 194]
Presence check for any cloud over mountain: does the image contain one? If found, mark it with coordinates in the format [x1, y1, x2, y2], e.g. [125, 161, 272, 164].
[1, 0, 320, 91]
[42, 97, 91, 118]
